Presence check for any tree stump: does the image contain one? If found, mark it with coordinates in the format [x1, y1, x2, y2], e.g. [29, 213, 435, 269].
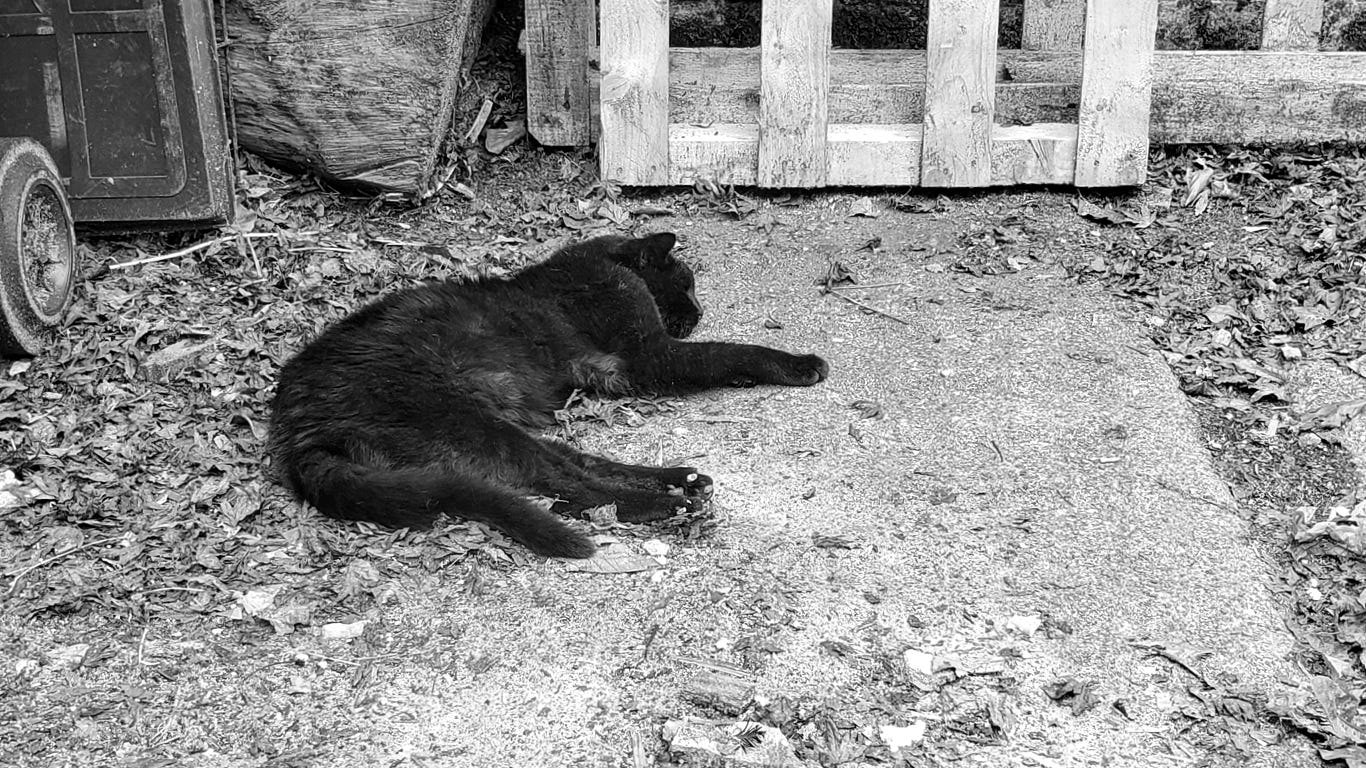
[222, 0, 495, 194]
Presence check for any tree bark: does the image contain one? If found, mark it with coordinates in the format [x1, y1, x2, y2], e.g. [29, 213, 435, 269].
[222, 0, 494, 194]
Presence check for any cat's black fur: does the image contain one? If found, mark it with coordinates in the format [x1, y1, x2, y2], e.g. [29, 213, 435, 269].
[269, 233, 828, 558]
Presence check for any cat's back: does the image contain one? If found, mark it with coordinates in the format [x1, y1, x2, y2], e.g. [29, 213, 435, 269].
[285, 274, 550, 366]
[273, 272, 588, 430]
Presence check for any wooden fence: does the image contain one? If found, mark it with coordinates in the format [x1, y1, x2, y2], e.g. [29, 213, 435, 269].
[525, 0, 1366, 189]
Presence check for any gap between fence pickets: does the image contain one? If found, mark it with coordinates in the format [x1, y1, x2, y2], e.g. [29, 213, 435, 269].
[668, 123, 1078, 187]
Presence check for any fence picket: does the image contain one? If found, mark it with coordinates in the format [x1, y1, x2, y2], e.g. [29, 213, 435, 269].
[757, 0, 833, 187]
[921, 0, 1000, 187]
[1261, 0, 1324, 50]
[1075, 1, 1158, 186]
[600, 0, 670, 184]
[525, 0, 596, 146]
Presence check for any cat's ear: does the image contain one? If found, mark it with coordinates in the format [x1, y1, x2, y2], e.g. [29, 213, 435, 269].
[611, 232, 677, 268]
[637, 233, 677, 266]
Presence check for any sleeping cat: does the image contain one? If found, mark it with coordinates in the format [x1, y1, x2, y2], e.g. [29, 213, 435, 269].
[269, 232, 828, 558]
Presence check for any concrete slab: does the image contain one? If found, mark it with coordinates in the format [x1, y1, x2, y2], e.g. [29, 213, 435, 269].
[318, 204, 1312, 767]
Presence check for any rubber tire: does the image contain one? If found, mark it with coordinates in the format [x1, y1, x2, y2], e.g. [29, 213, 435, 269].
[0, 137, 77, 357]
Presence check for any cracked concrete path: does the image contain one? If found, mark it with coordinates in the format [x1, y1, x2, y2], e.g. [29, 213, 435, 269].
[318, 202, 1312, 767]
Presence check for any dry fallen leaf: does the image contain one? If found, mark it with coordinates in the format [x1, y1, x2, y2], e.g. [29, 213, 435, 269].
[848, 196, 880, 218]
[565, 545, 661, 574]
[485, 119, 527, 154]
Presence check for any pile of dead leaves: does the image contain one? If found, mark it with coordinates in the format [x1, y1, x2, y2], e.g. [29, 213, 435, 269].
[1044, 147, 1365, 416]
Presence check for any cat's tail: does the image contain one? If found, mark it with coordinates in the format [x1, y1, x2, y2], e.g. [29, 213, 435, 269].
[284, 448, 599, 559]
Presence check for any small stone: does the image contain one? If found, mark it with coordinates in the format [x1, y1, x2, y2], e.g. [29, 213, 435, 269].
[903, 648, 935, 675]
[881, 722, 927, 754]
[319, 620, 367, 640]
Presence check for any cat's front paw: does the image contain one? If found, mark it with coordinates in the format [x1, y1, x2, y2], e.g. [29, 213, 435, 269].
[774, 353, 829, 386]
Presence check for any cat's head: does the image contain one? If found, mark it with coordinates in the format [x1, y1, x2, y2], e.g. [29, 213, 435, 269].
[609, 233, 702, 338]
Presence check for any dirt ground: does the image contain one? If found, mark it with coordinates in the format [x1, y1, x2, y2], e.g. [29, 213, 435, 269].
[3, 146, 1364, 767]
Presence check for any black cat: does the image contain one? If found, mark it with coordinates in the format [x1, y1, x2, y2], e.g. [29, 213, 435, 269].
[269, 233, 828, 558]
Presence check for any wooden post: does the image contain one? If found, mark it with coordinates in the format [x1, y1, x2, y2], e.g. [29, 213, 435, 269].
[1261, 0, 1324, 50]
[757, 0, 832, 187]
[1074, 1, 1158, 187]
[599, 0, 670, 183]
[1021, 0, 1085, 50]
[921, 0, 999, 187]
[525, 0, 597, 146]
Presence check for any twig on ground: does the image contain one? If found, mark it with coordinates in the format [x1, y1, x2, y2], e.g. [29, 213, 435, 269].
[1153, 477, 1241, 516]
[630, 730, 651, 768]
[827, 281, 908, 291]
[4, 535, 125, 594]
[112, 232, 293, 270]
[243, 232, 264, 277]
[829, 291, 911, 325]
[288, 245, 358, 254]
[464, 98, 494, 144]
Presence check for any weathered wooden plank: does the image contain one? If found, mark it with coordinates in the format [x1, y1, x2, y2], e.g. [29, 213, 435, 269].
[599, 0, 670, 184]
[669, 122, 1080, 187]
[1151, 51, 1366, 144]
[756, 0, 832, 187]
[671, 80, 1078, 126]
[827, 124, 923, 185]
[991, 123, 1077, 185]
[1075, 1, 1158, 186]
[921, 0, 999, 187]
[1022, 0, 1085, 50]
[667, 48, 1079, 125]
[670, 124, 758, 185]
[525, 0, 596, 146]
[670, 47, 1081, 93]
[1261, 0, 1324, 50]
[673, 124, 925, 187]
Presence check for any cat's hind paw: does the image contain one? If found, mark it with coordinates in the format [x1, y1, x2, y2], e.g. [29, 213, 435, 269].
[663, 469, 714, 501]
[615, 491, 710, 523]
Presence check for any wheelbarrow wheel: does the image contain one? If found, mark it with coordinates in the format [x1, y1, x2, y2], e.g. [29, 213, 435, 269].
[0, 137, 78, 357]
